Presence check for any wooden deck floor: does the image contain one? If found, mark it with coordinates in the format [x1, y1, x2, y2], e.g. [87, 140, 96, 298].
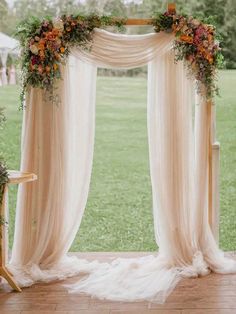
[0, 252, 236, 314]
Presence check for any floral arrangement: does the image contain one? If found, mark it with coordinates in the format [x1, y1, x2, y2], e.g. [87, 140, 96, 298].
[17, 11, 223, 104]
[153, 11, 224, 98]
[17, 14, 125, 107]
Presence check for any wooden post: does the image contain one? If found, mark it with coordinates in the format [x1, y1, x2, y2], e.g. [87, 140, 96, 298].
[207, 100, 221, 241]
[167, 3, 176, 14]
[212, 142, 220, 242]
[207, 100, 213, 229]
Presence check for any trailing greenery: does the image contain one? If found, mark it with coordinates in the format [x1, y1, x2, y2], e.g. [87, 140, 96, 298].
[0, 162, 8, 205]
[153, 11, 224, 98]
[16, 14, 125, 107]
[0, 108, 9, 222]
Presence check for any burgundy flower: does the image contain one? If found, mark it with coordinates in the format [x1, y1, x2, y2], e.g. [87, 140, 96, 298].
[31, 55, 40, 65]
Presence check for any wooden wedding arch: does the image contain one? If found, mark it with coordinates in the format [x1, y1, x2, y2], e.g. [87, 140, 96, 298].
[0, 3, 220, 292]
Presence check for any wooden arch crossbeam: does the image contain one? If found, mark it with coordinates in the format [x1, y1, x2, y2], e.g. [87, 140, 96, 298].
[115, 3, 176, 25]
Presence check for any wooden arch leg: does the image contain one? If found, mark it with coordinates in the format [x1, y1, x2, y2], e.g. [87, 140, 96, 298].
[0, 185, 22, 292]
[0, 266, 22, 292]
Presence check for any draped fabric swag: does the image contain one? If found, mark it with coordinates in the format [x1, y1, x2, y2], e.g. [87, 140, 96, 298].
[6, 29, 236, 302]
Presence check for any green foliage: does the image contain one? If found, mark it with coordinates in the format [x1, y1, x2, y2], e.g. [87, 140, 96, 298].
[0, 107, 6, 125]
[0, 108, 9, 214]
[152, 12, 174, 32]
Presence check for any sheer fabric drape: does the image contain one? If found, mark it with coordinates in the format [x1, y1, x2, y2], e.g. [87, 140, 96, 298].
[7, 28, 236, 301]
[9, 57, 99, 286]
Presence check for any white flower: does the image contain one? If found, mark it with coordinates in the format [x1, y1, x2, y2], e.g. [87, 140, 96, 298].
[53, 19, 64, 31]
[30, 44, 38, 55]
[191, 19, 200, 27]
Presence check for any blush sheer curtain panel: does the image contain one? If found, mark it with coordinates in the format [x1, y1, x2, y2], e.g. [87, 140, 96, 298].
[6, 28, 235, 301]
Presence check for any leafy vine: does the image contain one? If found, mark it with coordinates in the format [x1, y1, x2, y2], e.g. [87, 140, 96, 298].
[153, 11, 224, 98]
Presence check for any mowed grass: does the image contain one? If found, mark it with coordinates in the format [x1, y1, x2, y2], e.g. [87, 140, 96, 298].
[0, 70, 235, 252]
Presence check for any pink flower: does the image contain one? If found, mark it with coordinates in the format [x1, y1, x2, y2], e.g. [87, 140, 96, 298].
[195, 25, 208, 38]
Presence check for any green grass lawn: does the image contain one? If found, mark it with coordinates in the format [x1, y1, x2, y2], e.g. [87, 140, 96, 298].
[0, 70, 235, 252]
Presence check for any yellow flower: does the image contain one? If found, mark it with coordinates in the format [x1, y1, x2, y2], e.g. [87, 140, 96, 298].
[53, 63, 58, 70]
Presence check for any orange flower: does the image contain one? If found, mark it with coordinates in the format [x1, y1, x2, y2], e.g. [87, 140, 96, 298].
[52, 28, 60, 36]
[39, 50, 45, 59]
[209, 57, 214, 64]
[205, 54, 214, 64]
[45, 66, 51, 73]
[198, 46, 205, 54]
[38, 44, 45, 51]
[39, 39, 46, 45]
[180, 34, 193, 44]
[53, 63, 58, 70]
[60, 47, 65, 53]
[45, 32, 55, 41]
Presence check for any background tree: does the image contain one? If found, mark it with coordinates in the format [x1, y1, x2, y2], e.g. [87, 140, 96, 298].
[0, 0, 10, 33]
[103, 0, 127, 16]
[222, 0, 236, 68]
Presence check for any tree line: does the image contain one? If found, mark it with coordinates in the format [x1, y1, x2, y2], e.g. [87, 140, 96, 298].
[0, 0, 235, 69]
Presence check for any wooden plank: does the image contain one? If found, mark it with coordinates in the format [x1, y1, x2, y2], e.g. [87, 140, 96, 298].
[124, 18, 153, 25]
[7, 170, 37, 184]
[112, 3, 176, 25]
